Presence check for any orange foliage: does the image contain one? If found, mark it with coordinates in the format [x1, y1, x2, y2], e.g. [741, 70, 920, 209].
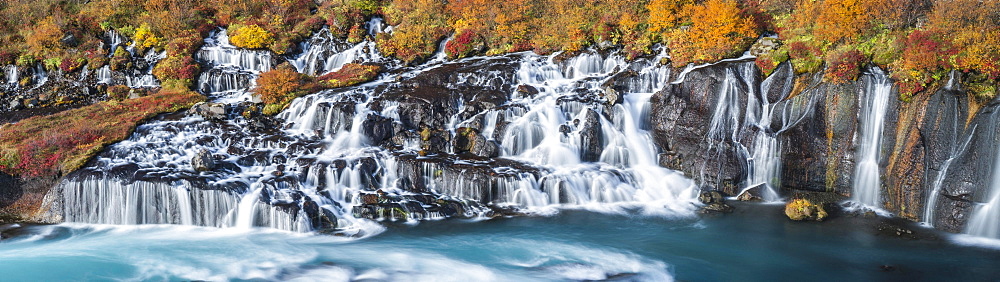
[646, 0, 692, 33]
[665, 0, 758, 66]
[812, 0, 870, 44]
[255, 67, 320, 115]
[24, 17, 63, 56]
[926, 0, 1000, 79]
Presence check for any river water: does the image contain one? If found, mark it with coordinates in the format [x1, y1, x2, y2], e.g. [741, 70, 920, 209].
[2, 205, 998, 281]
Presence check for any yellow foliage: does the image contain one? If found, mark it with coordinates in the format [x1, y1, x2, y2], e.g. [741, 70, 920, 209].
[229, 24, 275, 49]
[133, 23, 162, 49]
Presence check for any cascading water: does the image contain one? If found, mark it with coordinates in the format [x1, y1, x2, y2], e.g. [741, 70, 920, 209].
[195, 28, 275, 102]
[852, 67, 892, 208]
[289, 18, 387, 76]
[480, 50, 699, 213]
[59, 29, 707, 232]
[742, 64, 781, 202]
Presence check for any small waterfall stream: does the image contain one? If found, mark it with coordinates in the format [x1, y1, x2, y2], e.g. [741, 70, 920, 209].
[5, 66, 17, 86]
[923, 127, 975, 227]
[852, 68, 892, 208]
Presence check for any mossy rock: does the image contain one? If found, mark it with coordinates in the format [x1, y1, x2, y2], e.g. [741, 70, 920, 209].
[784, 198, 828, 221]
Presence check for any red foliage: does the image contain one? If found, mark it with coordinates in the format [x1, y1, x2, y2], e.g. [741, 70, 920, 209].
[445, 29, 478, 59]
[788, 41, 820, 60]
[898, 29, 956, 73]
[0, 90, 205, 178]
[0, 51, 16, 65]
[316, 63, 382, 88]
[59, 58, 87, 73]
[756, 57, 776, 76]
[153, 55, 200, 81]
[825, 50, 866, 83]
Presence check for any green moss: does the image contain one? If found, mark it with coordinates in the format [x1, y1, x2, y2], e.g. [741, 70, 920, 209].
[262, 104, 286, 116]
[16, 54, 37, 67]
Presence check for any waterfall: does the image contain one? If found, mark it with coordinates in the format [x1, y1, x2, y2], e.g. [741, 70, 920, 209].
[5, 66, 17, 86]
[195, 28, 275, 102]
[95, 65, 112, 84]
[484, 50, 698, 212]
[967, 191, 1000, 239]
[32, 64, 48, 87]
[852, 68, 892, 208]
[965, 134, 1000, 238]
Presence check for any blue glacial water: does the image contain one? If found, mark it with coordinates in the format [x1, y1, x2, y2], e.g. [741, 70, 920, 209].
[2, 205, 999, 281]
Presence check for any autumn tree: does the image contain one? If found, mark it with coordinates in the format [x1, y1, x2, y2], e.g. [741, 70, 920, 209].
[665, 0, 758, 66]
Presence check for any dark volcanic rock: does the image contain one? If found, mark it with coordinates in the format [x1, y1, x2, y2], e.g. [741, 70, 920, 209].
[932, 98, 1000, 232]
[579, 109, 603, 162]
[651, 61, 753, 194]
[374, 56, 518, 153]
[192, 149, 216, 172]
[762, 61, 794, 103]
[918, 86, 972, 227]
[361, 114, 395, 145]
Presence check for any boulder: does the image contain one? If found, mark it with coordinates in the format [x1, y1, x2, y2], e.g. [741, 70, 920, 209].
[602, 87, 619, 105]
[470, 136, 499, 158]
[517, 84, 539, 98]
[784, 199, 828, 221]
[191, 149, 216, 172]
[189, 102, 226, 120]
[736, 184, 766, 201]
[698, 190, 733, 213]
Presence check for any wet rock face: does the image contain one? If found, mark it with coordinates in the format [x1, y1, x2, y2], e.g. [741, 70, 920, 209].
[361, 114, 394, 146]
[650, 62, 750, 195]
[0, 172, 21, 213]
[781, 76, 859, 195]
